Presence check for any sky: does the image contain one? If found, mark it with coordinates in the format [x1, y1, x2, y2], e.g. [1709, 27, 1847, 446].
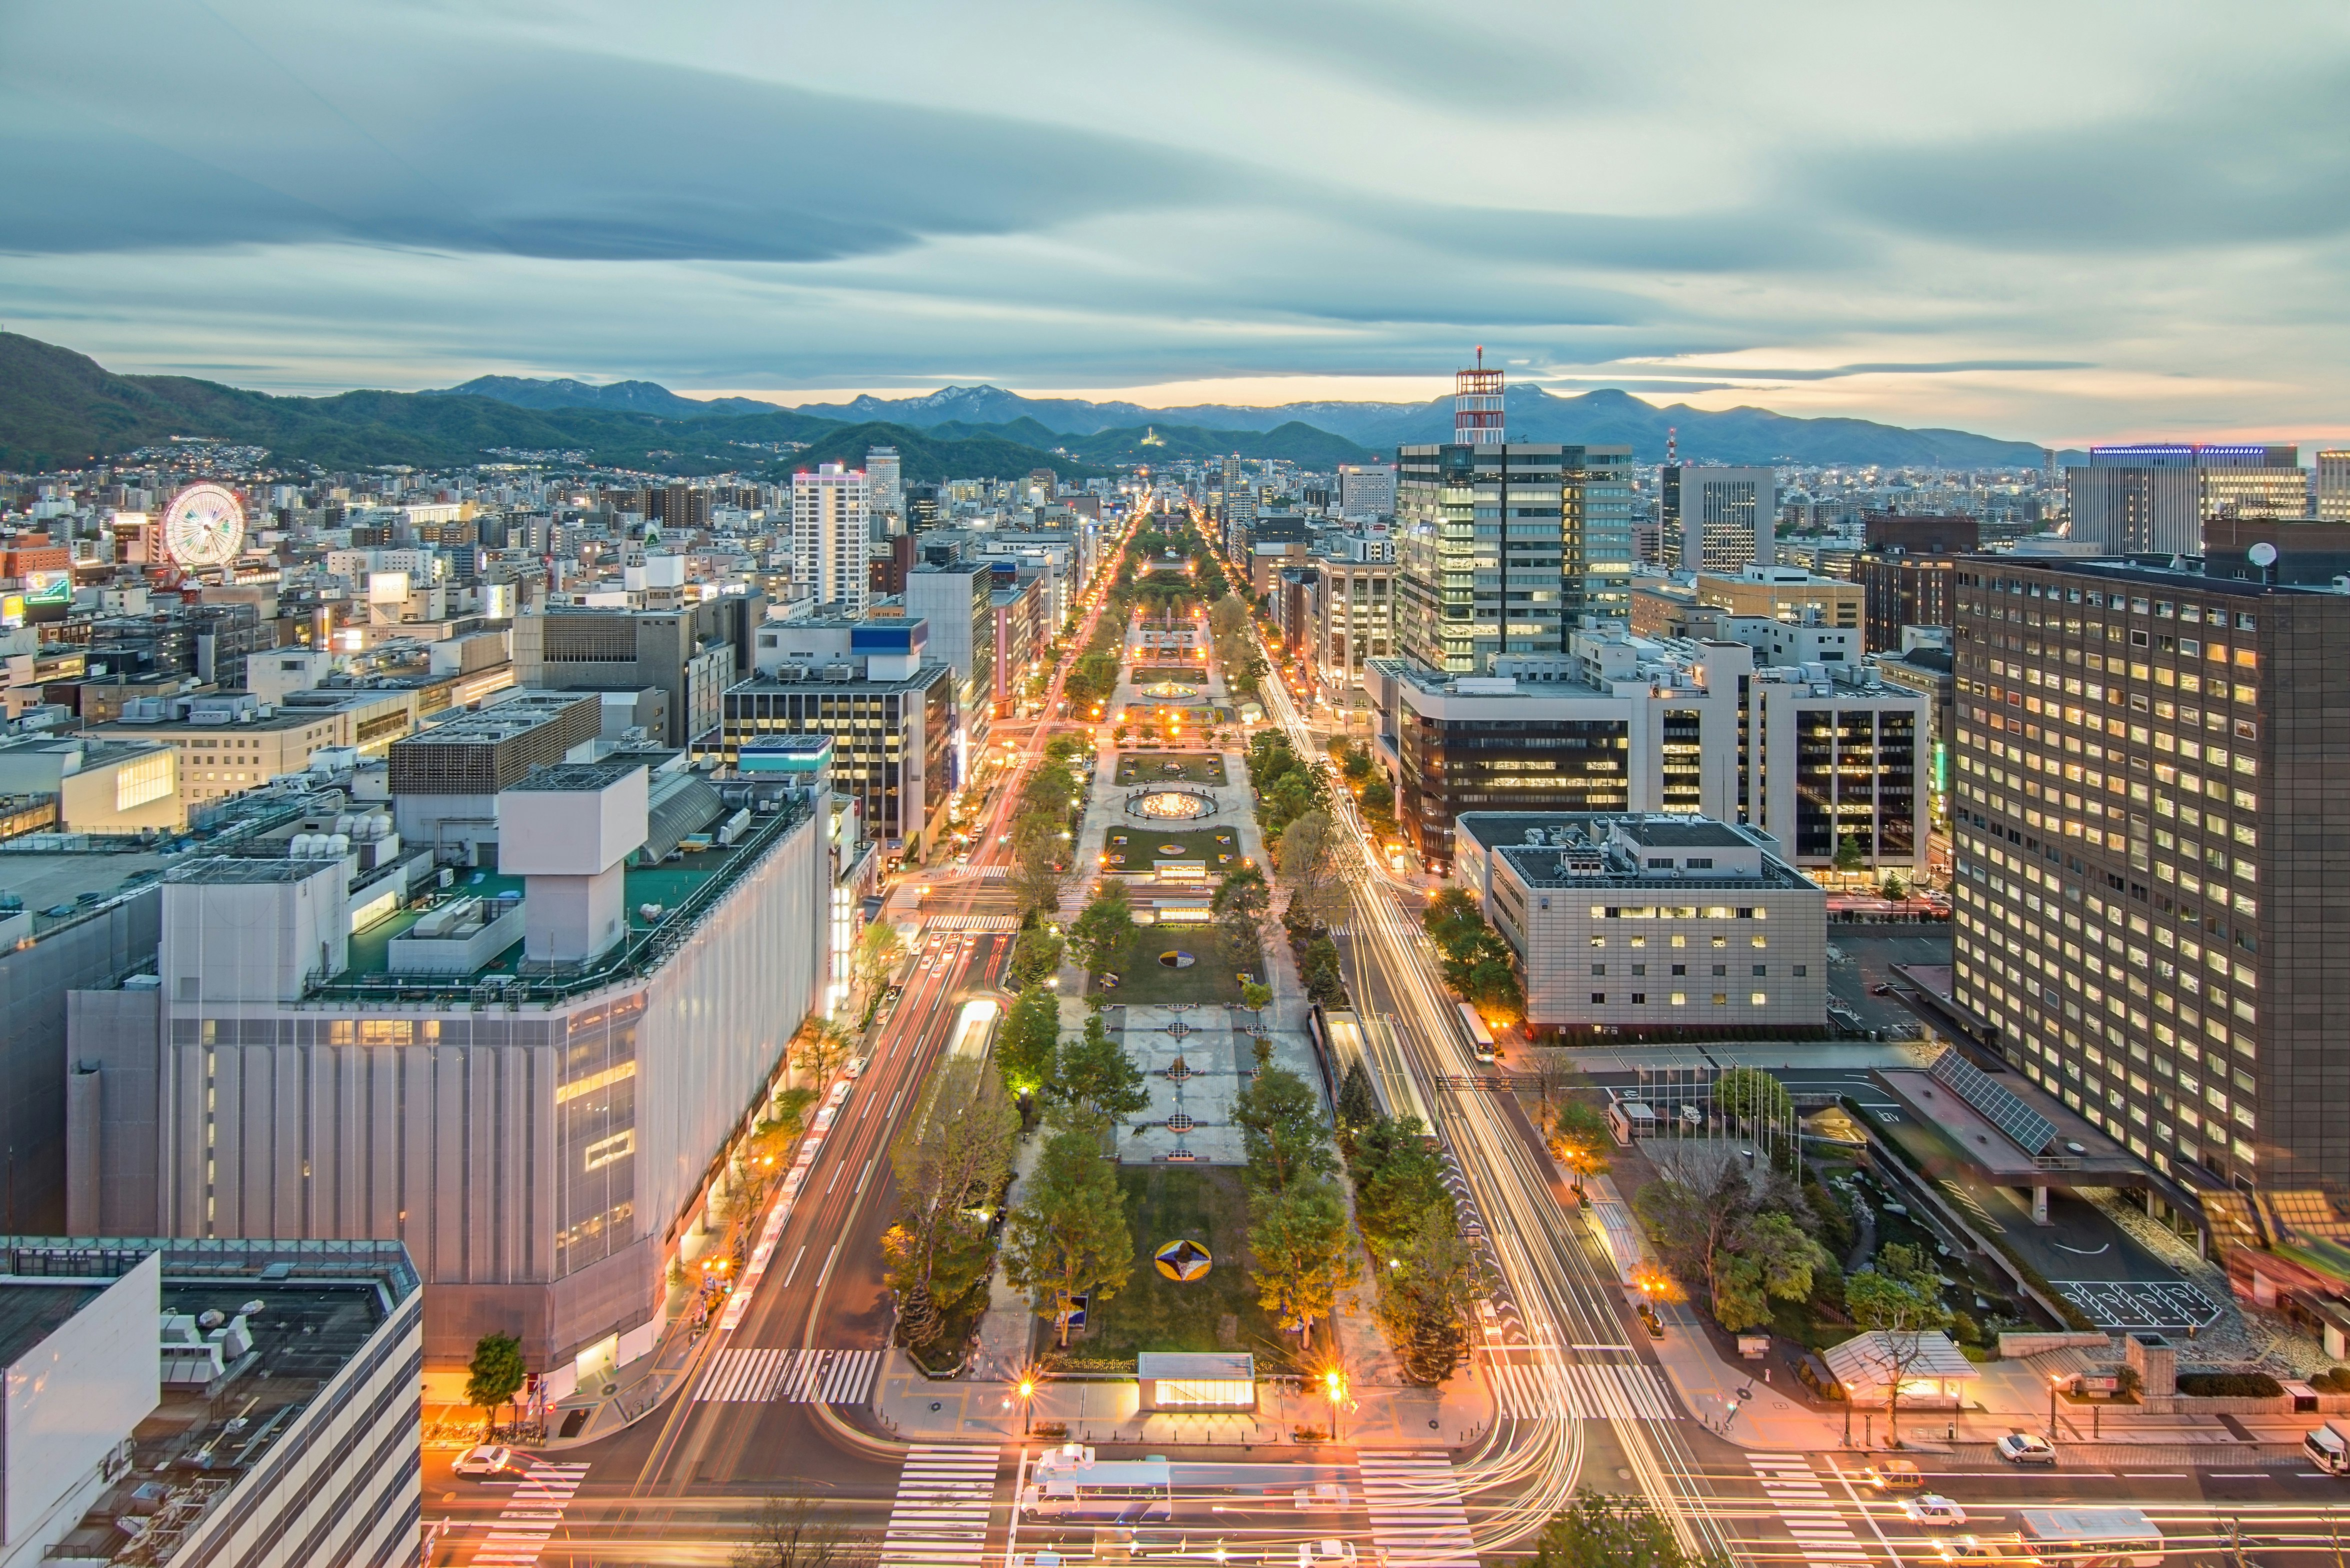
[5, 0, 2350, 446]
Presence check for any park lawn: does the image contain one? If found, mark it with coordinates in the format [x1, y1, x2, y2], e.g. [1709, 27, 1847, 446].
[1101, 926, 1250, 1005]
[1130, 665, 1208, 686]
[1078, 1164, 1282, 1360]
[1100, 826, 1240, 874]
[1114, 752, 1229, 786]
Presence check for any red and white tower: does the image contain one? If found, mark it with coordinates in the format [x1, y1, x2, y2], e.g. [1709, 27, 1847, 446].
[1453, 346, 1504, 446]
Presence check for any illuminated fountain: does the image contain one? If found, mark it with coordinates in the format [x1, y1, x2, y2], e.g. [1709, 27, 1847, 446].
[1132, 788, 1212, 820]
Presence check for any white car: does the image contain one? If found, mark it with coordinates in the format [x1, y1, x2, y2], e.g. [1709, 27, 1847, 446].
[453, 1444, 512, 1478]
[1298, 1543, 1358, 1567]
[1996, 1431, 2058, 1466]
[1905, 1494, 1968, 1527]
[844, 1056, 868, 1079]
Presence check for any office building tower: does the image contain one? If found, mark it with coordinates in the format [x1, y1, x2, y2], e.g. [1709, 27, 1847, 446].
[1948, 558, 2350, 1204]
[2066, 444, 2306, 556]
[866, 446, 904, 533]
[512, 592, 763, 749]
[792, 463, 870, 612]
[1662, 466, 1776, 572]
[2316, 452, 2350, 523]
[1336, 462, 1398, 519]
[1396, 442, 1564, 671]
[1574, 446, 1638, 619]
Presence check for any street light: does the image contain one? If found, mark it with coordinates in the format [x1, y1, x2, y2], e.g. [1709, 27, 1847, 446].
[1322, 1366, 1346, 1443]
[2050, 1372, 2063, 1442]
[1018, 1373, 1038, 1434]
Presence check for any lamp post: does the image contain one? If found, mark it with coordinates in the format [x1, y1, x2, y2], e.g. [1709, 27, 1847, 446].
[1018, 1374, 1038, 1436]
[2050, 1372, 2062, 1442]
[1324, 1368, 1346, 1444]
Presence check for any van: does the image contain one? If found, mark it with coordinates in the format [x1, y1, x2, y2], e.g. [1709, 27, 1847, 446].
[1864, 1460, 1924, 1490]
[2307, 1418, 2350, 1476]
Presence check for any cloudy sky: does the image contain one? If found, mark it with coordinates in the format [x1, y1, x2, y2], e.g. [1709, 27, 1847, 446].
[4, 0, 2347, 444]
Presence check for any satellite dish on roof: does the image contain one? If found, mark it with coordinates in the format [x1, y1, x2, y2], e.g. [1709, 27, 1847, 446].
[2248, 542, 2278, 567]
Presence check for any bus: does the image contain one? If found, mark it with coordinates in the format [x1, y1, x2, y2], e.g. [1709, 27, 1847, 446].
[1020, 1446, 1172, 1523]
[1456, 1002, 1498, 1064]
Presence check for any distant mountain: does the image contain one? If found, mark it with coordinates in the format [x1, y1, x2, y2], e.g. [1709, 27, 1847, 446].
[786, 381, 2051, 468]
[425, 375, 784, 420]
[0, 334, 1092, 482]
[922, 416, 1380, 468]
[767, 420, 1108, 486]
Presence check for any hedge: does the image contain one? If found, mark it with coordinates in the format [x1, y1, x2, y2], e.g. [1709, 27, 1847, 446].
[2176, 1371, 2284, 1398]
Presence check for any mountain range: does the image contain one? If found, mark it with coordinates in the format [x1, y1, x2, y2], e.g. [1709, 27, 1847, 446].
[444, 376, 2054, 468]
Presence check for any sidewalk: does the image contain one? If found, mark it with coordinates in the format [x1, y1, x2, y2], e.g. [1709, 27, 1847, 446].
[870, 1346, 1494, 1450]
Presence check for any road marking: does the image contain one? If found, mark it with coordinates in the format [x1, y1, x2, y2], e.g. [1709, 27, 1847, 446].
[856, 1158, 875, 1195]
[1486, 1357, 1678, 1420]
[824, 1159, 844, 1194]
[1746, 1456, 1872, 1568]
[697, 1346, 883, 1405]
[816, 1242, 841, 1288]
[1356, 1451, 1478, 1567]
[882, 1444, 1000, 1566]
[890, 1090, 905, 1118]
[464, 1461, 589, 1566]
[780, 1245, 808, 1288]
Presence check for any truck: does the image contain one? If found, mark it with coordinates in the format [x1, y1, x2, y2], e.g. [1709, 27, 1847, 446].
[2016, 1508, 2165, 1568]
[2306, 1418, 2350, 1475]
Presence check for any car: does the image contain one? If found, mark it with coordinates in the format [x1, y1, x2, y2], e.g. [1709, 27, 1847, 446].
[1863, 1459, 1923, 1490]
[1997, 1431, 2058, 1466]
[1870, 982, 1896, 996]
[1938, 1536, 2044, 1568]
[1906, 1495, 1969, 1527]
[1298, 1542, 1359, 1567]
[844, 1055, 868, 1078]
[453, 1444, 513, 1478]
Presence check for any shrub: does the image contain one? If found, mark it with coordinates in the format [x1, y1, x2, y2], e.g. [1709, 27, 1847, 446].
[2176, 1371, 2284, 1398]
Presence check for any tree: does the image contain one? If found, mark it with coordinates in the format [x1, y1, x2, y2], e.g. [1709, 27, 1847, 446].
[996, 986, 1062, 1096]
[1212, 866, 1272, 964]
[1834, 834, 1868, 876]
[466, 1331, 526, 1438]
[1350, 1116, 1450, 1250]
[1550, 1100, 1614, 1184]
[1008, 812, 1067, 919]
[1374, 1208, 1478, 1386]
[1008, 928, 1065, 991]
[1067, 880, 1136, 978]
[732, 1494, 876, 1568]
[1049, 1010, 1150, 1127]
[1002, 1115, 1133, 1346]
[1336, 1058, 1378, 1131]
[1712, 1066, 1794, 1130]
[1276, 810, 1349, 934]
[1879, 870, 1909, 901]
[1248, 1178, 1356, 1348]
[1843, 1242, 1954, 1447]
[792, 1018, 856, 1084]
[1300, 936, 1349, 1008]
[850, 920, 906, 1002]
[1240, 980, 1274, 1014]
[1462, 948, 1524, 1024]
[1520, 1490, 1722, 1568]
[884, 1056, 1018, 1344]
[1230, 1062, 1337, 1192]
[1712, 1211, 1832, 1334]
[1632, 1162, 1754, 1318]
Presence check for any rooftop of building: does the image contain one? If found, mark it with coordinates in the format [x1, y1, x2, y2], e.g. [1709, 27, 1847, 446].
[1968, 554, 2350, 600]
[0, 1280, 105, 1370]
[0, 1238, 414, 1568]
[509, 760, 642, 794]
[1616, 818, 1754, 849]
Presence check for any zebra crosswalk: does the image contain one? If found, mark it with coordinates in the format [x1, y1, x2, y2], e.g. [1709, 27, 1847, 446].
[882, 1445, 1000, 1566]
[940, 864, 1010, 879]
[1486, 1356, 1680, 1421]
[696, 1346, 882, 1405]
[1356, 1451, 1478, 1568]
[924, 914, 1020, 931]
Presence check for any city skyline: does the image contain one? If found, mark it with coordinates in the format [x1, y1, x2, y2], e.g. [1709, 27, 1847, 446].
[5, 2, 2350, 446]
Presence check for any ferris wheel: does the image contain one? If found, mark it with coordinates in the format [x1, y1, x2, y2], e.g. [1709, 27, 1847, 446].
[160, 482, 246, 570]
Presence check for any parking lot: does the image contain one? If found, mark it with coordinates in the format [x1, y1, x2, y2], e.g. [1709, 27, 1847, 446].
[1826, 926, 1954, 1036]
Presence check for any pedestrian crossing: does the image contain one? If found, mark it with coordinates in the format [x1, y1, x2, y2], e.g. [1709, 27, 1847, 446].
[940, 864, 1010, 879]
[924, 914, 1020, 932]
[1356, 1451, 1478, 1568]
[696, 1346, 882, 1405]
[881, 1445, 1000, 1566]
[1747, 1454, 1872, 1568]
[1486, 1356, 1680, 1421]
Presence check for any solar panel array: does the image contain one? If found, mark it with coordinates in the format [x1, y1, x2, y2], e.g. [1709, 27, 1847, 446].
[1928, 1046, 2057, 1155]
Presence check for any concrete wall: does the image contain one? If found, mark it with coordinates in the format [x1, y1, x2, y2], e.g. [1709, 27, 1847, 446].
[0, 1254, 159, 1564]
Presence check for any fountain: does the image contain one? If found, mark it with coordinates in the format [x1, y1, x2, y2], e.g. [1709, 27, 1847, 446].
[1132, 788, 1212, 820]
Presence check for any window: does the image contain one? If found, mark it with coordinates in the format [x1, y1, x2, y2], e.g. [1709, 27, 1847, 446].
[1712, 964, 1726, 976]
[116, 751, 172, 812]
[1630, 992, 1646, 1004]
[358, 1019, 412, 1046]
[1631, 964, 1646, 976]
[1793, 964, 1808, 977]
[1592, 964, 1606, 976]
[1671, 963, 1687, 976]
[1670, 992, 1686, 1006]
[1752, 964, 1768, 976]
[1752, 992, 1768, 1006]
[1712, 992, 1729, 1006]
[1591, 992, 1607, 1005]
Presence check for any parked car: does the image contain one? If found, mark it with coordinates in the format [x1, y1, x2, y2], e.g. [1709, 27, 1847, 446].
[453, 1444, 513, 1478]
[1998, 1432, 2058, 1466]
[844, 1056, 869, 1078]
[1906, 1495, 1970, 1527]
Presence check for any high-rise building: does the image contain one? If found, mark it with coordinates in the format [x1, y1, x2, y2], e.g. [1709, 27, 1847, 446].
[1574, 446, 1638, 619]
[2066, 444, 2306, 556]
[1662, 466, 1776, 572]
[792, 463, 870, 612]
[866, 446, 903, 534]
[2316, 451, 2350, 523]
[1949, 558, 2350, 1203]
[1335, 462, 1397, 519]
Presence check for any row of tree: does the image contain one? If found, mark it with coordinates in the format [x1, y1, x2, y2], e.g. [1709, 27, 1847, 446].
[1330, 1062, 1481, 1384]
[1422, 887, 1526, 1024]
